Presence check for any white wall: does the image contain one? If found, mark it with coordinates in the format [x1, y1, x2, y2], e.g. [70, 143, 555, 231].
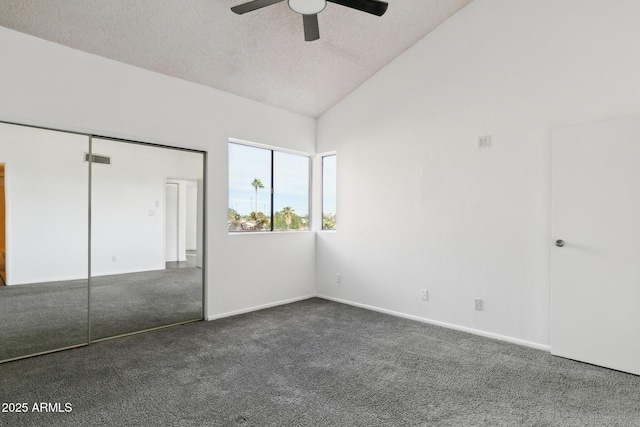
[91, 139, 203, 276]
[0, 26, 317, 317]
[0, 123, 89, 285]
[316, 0, 640, 348]
[0, 125, 204, 283]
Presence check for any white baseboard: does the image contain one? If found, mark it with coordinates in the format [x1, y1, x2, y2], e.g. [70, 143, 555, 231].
[206, 294, 316, 321]
[316, 294, 551, 352]
[205, 293, 551, 352]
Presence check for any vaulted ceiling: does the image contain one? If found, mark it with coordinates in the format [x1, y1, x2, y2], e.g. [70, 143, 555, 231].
[0, 0, 473, 117]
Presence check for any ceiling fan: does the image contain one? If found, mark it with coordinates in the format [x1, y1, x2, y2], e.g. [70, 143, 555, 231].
[231, 0, 389, 42]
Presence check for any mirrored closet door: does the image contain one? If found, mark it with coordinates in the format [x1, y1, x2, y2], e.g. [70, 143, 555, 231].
[0, 122, 89, 361]
[0, 122, 205, 362]
[90, 138, 204, 341]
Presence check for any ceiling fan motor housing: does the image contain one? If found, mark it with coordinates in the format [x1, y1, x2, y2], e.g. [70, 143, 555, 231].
[288, 0, 327, 15]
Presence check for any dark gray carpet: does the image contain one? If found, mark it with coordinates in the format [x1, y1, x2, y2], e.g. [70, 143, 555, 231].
[90, 267, 202, 339]
[0, 298, 638, 426]
[0, 267, 202, 361]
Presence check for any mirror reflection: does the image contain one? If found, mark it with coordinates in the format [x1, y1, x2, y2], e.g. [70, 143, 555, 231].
[90, 138, 204, 341]
[0, 123, 205, 363]
[0, 123, 89, 361]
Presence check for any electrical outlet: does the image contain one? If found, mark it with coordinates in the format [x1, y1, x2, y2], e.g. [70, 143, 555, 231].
[478, 135, 492, 149]
[112, 256, 117, 262]
[336, 273, 341, 284]
[421, 289, 428, 300]
[474, 298, 483, 311]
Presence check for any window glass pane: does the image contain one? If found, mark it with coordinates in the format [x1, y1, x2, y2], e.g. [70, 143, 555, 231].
[322, 155, 337, 230]
[273, 151, 309, 231]
[228, 143, 272, 231]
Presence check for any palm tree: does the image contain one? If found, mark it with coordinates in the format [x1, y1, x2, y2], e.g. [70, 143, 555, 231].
[282, 206, 294, 230]
[251, 178, 264, 214]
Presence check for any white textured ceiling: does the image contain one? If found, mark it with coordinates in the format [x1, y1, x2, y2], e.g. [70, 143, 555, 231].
[0, 0, 473, 117]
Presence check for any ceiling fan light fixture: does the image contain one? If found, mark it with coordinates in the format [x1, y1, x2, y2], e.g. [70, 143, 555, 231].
[288, 0, 326, 15]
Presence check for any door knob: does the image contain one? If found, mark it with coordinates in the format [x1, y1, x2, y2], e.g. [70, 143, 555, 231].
[555, 239, 565, 247]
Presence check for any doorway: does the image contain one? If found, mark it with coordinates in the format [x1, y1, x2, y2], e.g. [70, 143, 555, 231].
[165, 182, 179, 264]
[165, 179, 199, 269]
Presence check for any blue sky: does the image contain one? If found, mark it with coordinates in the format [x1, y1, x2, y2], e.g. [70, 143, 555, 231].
[229, 143, 310, 216]
[322, 154, 337, 216]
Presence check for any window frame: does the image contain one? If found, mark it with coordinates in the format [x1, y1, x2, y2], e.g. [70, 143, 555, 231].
[228, 138, 312, 233]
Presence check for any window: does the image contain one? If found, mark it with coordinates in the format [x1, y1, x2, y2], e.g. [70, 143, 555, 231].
[228, 142, 310, 232]
[322, 154, 336, 230]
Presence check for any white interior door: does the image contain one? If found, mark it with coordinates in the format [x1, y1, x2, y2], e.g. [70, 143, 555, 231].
[165, 183, 179, 263]
[551, 116, 640, 375]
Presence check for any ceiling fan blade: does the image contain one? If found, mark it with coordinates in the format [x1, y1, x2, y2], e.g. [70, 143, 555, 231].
[303, 14, 320, 41]
[327, 0, 388, 16]
[231, 0, 285, 15]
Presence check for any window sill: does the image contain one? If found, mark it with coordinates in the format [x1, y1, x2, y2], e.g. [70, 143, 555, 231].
[228, 230, 313, 235]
